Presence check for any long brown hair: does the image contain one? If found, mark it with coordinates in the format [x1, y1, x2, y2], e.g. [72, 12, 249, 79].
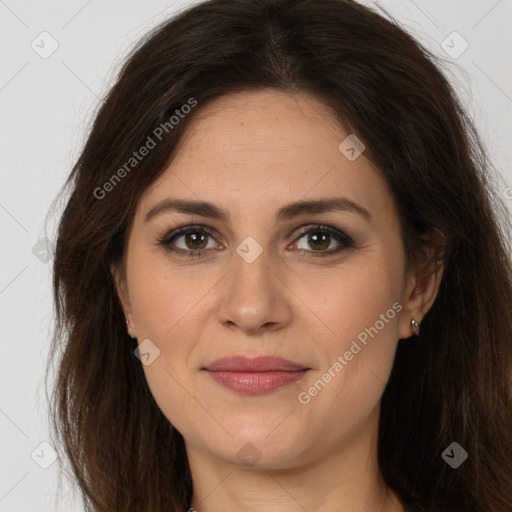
[46, 1, 512, 510]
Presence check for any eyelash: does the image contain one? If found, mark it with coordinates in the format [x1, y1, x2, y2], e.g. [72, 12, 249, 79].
[157, 224, 355, 259]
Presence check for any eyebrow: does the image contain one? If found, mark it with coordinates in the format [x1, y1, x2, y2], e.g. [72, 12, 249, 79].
[144, 196, 371, 224]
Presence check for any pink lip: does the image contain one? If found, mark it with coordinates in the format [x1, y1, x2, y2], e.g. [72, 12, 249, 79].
[203, 356, 310, 395]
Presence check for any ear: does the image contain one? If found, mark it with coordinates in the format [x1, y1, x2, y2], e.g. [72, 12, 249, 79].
[398, 228, 445, 340]
[110, 262, 136, 338]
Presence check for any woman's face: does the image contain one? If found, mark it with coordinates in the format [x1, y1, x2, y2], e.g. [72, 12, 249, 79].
[115, 90, 427, 469]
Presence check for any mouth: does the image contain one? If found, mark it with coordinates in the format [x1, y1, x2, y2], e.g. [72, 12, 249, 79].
[202, 355, 311, 395]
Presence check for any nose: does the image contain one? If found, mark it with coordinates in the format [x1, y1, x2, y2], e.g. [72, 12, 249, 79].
[216, 243, 293, 336]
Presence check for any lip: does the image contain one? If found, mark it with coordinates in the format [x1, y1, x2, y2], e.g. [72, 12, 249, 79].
[203, 356, 311, 395]
[204, 355, 309, 372]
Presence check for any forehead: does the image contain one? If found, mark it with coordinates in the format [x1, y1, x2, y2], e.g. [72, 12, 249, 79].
[137, 90, 396, 227]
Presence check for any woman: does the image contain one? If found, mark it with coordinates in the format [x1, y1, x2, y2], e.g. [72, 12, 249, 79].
[46, 0, 512, 511]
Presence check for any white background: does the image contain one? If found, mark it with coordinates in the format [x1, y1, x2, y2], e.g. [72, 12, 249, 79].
[0, 1, 511, 510]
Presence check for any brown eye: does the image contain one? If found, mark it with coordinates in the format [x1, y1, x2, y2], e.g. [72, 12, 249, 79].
[181, 230, 209, 250]
[168, 228, 215, 251]
[292, 225, 354, 258]
[159, 226, 219, 258]
[300, 231, 332, 251]
[158, 224, 354, 259]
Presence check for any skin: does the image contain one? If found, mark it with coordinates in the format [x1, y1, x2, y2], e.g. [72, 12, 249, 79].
[113, 90, 444, 512]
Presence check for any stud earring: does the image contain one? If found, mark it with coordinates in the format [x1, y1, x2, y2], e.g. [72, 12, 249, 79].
[411, 318, 420, 336]
[126, 320, 134, 339]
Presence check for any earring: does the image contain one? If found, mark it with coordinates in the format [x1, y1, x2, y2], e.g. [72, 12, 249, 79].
[411, 318, 420, 336]
[126, 320, 134, 339]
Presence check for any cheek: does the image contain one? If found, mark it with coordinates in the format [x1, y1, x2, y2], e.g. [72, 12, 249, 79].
[128, 253, 207, 345]
[127, 256, 215, 392]
[300, 251, 402, 345]
[127, 263, 208, 433]
[298, 252, 402, 401]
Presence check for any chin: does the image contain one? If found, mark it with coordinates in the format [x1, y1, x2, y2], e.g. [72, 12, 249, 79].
[200, 422, 308, 469]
